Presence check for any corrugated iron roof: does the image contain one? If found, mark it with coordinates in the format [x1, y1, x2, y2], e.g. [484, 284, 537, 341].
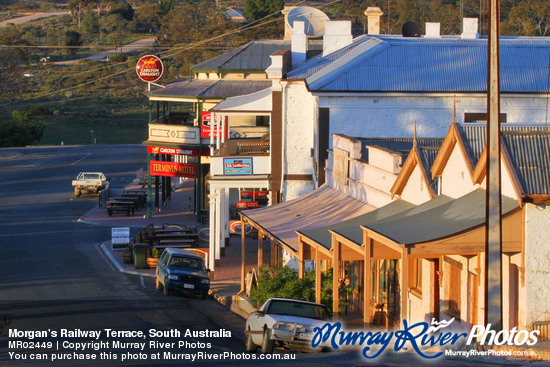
[502, 131, 550, 195]
[360, 137, 443, 161]
[191, 40, 292, 71]
[457, 123, 550, 166]
[298, 37, 550, 93]
[148, 79, 271, 99]
[363, 189, 518, 245]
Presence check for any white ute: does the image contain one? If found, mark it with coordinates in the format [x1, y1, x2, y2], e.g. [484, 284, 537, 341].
[72, 172, 109, 197]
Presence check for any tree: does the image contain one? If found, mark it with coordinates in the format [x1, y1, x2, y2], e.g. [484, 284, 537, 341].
[243, 0, 284, 22]
[0, 111, 45, 147]
[65, 30, 82, 55]
[68, 0, 96, 28]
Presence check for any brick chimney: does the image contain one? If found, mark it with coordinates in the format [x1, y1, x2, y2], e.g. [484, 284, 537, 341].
[365, 7, 384, 35]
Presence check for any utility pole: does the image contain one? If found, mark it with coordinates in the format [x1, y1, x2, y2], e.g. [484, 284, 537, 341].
[485, 0, 502, 330]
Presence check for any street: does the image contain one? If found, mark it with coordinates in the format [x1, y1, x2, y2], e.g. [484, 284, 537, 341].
[0, 145, 247, 366]
[0, 145, 535, 367]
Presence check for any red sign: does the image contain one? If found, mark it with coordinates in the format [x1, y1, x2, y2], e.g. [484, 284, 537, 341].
[150, 161, 196, 178]
[200, 112, 228, 138]
[236, 201, 259, 209]
[136, 55, 163, 83]
[241, 191, 267, 199]
[147, 146, 198, 156]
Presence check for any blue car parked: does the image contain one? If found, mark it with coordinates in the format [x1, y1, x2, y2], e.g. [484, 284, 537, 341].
[155, 248, 210, 298]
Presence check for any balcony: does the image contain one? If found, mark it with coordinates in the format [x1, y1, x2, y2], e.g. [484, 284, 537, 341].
[148, 113, 200, 145]
[210, 138, 271, 176]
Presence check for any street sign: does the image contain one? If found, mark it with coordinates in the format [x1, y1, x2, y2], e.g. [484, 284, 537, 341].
[112, 227, 130, 250]
[136, 55, 163, 83]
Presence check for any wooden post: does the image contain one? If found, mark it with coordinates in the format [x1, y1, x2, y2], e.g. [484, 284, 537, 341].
[485, 0, 503, 331]
[332, 237, 340, 319]
[298, 238, 304, 279]
[258, 230, 263, 271]
[240, 217, 247, 294]
[315, 248, 321, 304]
[400, 247, 408, 325]
[364, 238, 372, 325]
[271, 240, 277, 266]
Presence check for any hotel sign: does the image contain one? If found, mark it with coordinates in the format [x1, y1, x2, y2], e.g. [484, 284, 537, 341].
[150, 161, 196, 178]
[201, 112, 228, 139]
[224, 158, 253, 175]
[147, 146, 198, 156]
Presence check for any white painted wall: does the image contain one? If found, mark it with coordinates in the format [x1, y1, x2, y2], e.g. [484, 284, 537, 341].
[522, 203, 550, 328]
[318, 94, 550, 147]
[408, 259, 435, 324]
[400, 165, 432, 205]
[282, 82, 316, 201]
[440, 145, 476, 198]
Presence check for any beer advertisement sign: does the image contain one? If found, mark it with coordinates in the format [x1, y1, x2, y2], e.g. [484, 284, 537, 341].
[136, 55, 163, 83]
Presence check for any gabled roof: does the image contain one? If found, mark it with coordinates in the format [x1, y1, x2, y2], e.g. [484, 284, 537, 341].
[147, 79, 271, 100]
[431, 123, 476, 179]
[391, 145, 440, 198]
[289, 36, 550, 93]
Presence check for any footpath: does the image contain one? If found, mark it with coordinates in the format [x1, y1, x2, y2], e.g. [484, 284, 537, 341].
[79, 179, 257, 320]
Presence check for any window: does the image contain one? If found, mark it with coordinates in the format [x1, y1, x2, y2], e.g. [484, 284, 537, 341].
[464, 112, 506, 123]
[408, 257, 422, 297]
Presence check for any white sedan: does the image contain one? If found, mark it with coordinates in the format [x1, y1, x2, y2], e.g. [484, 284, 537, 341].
[245, 298, 332, 353]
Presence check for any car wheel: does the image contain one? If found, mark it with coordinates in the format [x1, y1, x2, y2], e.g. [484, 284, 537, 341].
[162, 278, 169, 296]
[245, 329, 257, 353]
[261, 328, 274, 354]
[74, 188, 81, 197]
[155, 275, 162, 290]
[201, 292, 208, 299]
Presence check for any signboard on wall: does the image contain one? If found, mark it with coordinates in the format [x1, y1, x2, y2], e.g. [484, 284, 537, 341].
[241, 191, 267, 199]
[147, 146, 199, 156]
[224, 158, 253, 175]
[200, 112, 228, 139]
[236, 201, 259, 209]
[150, 161, 196, 178]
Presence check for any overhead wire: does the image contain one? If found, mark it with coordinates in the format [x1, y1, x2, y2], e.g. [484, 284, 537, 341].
[4, 0, 342, 105]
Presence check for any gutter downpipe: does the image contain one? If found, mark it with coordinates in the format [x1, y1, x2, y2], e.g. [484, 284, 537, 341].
[279, 81, 288, 199]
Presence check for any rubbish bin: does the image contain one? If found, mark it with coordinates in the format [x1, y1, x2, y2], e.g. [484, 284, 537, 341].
[133, 243, 148, 269]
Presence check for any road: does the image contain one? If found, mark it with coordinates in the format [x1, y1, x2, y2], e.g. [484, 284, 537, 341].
[0, 145, 531, 367]
[0, 145, 247, 366]
[0, 12, 70, 28]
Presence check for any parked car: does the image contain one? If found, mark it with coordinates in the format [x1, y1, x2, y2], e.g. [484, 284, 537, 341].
[155, 248, 210, 299]
[245, 298, 332, 353]
[72, 172, 109, 197]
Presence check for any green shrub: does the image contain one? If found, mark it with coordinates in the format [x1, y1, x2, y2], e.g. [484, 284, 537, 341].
[109, 53, 128, 62]
[250, 265, 336, 311]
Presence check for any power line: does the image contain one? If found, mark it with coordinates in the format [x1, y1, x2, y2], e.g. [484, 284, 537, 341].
[4, 0, 342, 105]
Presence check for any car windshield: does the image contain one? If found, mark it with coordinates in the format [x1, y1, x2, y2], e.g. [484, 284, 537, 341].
[83, 173, 100, 179]
[169, 256, 205, 271]
[266, 300, 331, 321]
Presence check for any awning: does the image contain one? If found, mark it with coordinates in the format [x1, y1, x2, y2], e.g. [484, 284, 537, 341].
[211, 87, 271, 115]
[147, 80, 272, 101]
[363, 189, 519, 245]
[240, 185, 375, 255]
[298, 200, 415, 250]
